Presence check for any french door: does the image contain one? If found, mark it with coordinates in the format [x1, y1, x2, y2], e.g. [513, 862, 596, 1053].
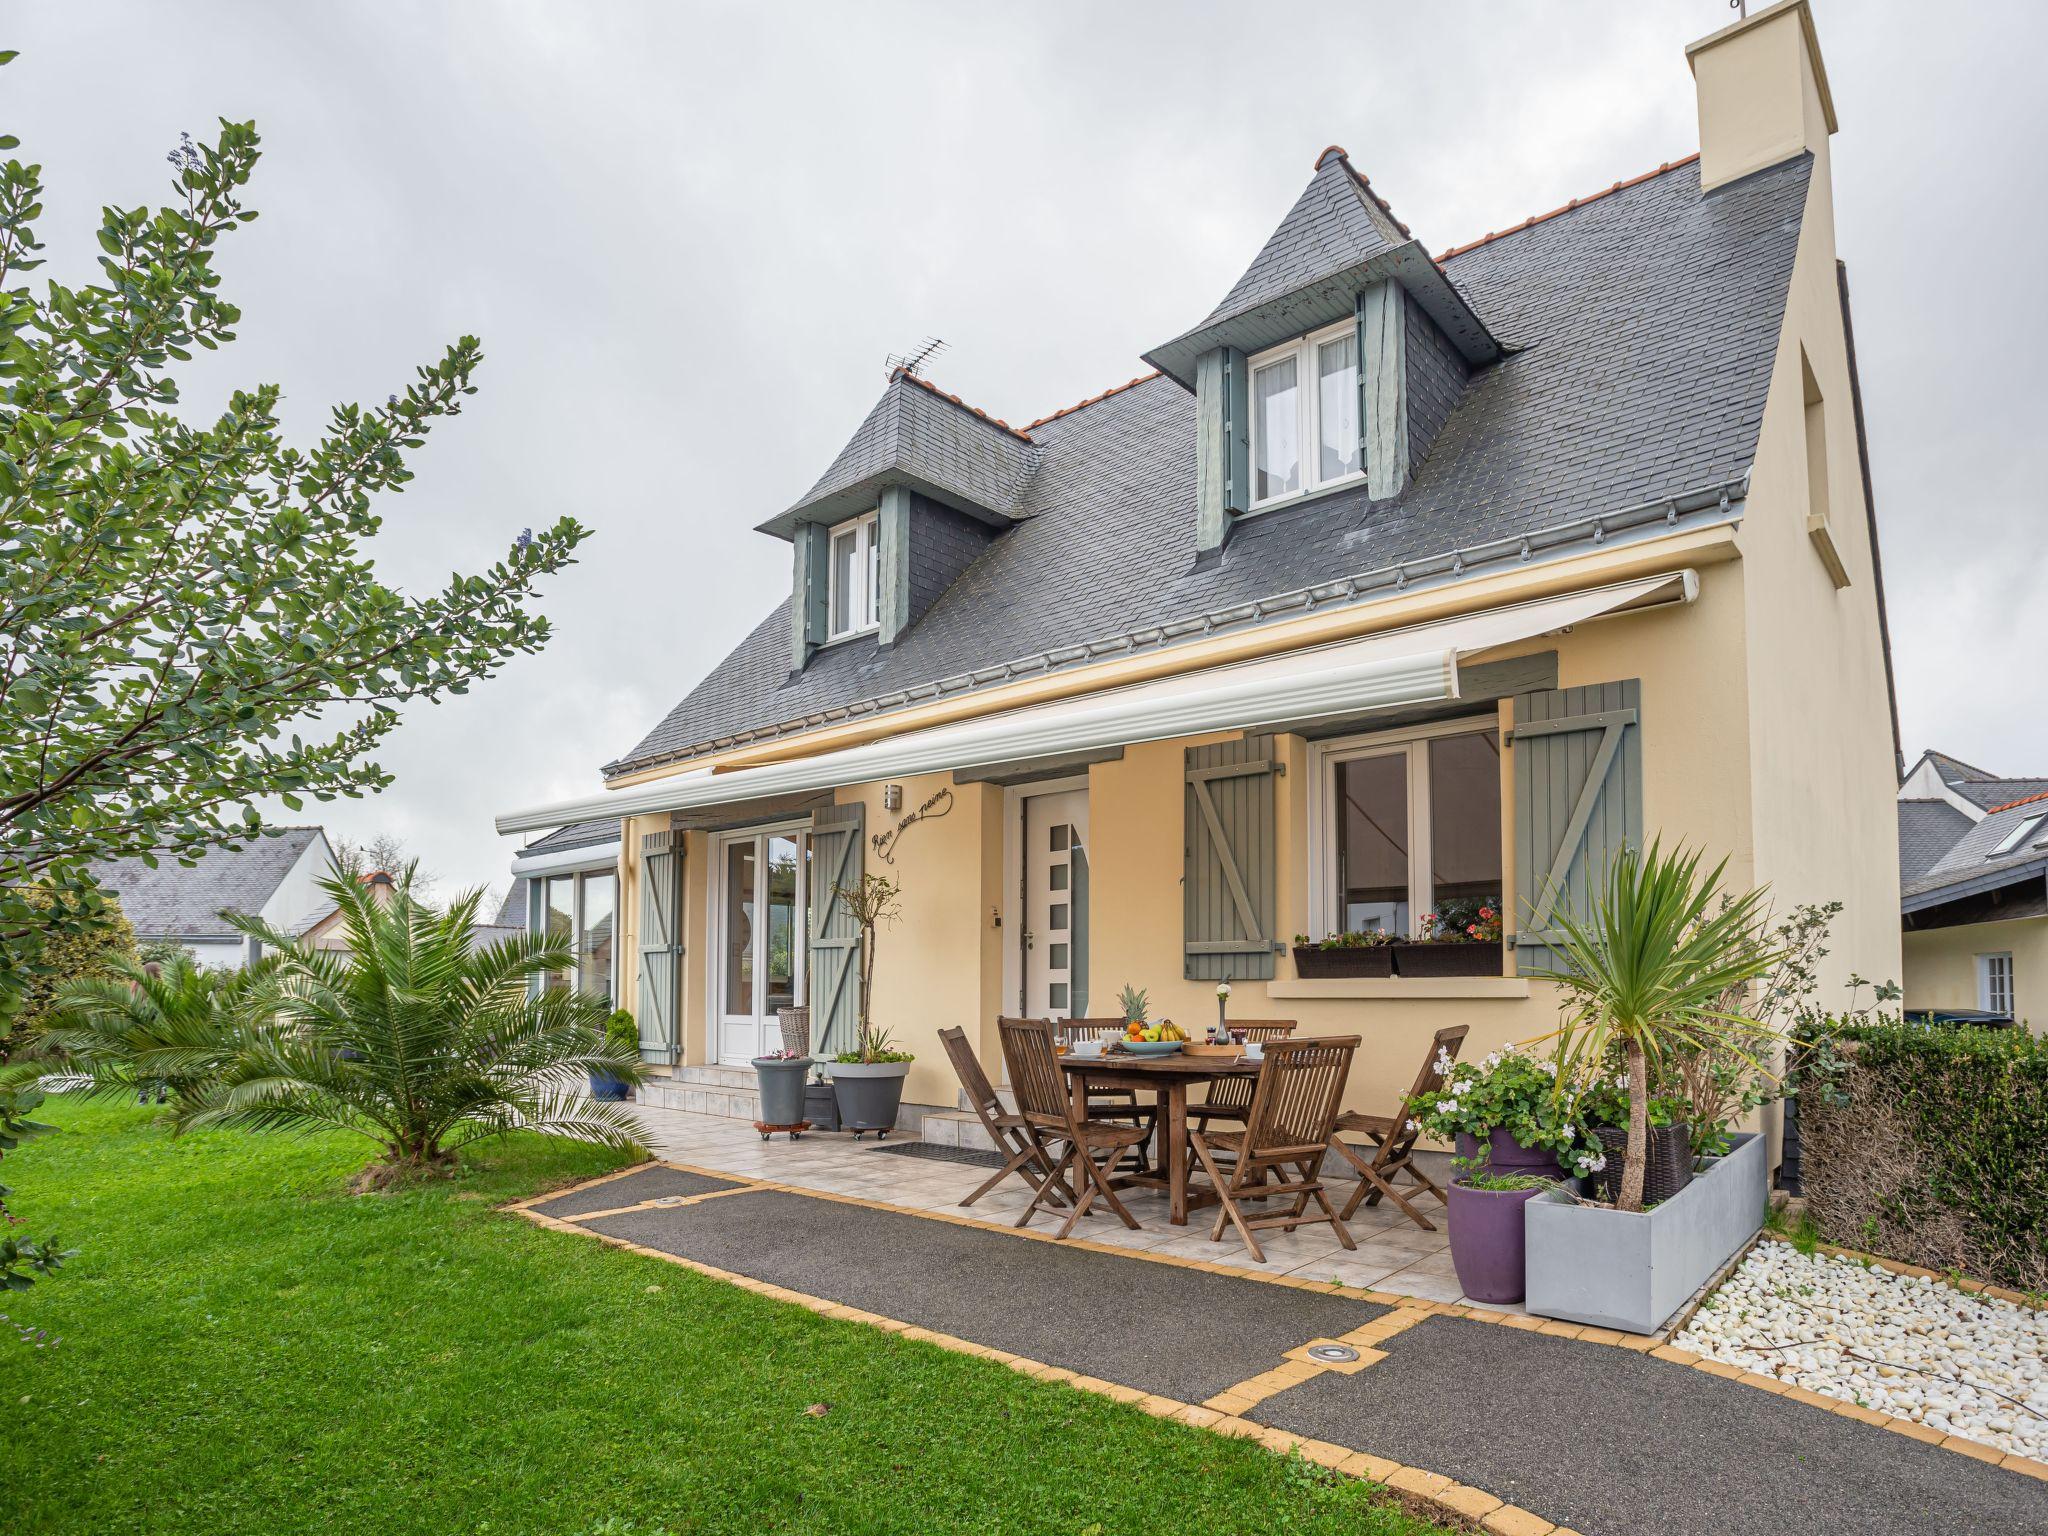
[714, 824, 808, 1064]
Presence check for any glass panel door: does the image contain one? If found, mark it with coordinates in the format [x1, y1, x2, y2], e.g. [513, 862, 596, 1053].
[717, 826, 809, 1063]
[1334, 750, 1410, 936]
[578, 872, 615, 1004]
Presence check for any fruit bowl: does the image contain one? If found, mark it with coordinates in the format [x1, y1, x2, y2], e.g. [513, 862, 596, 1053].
[1117, 1040, 1183, 1057]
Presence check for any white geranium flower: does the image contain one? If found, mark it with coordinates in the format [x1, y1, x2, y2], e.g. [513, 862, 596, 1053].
[1215, 982, 1232, 999]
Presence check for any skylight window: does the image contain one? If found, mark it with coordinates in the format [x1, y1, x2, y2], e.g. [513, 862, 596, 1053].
[1989, 812, 2047, 858]
[1249, 320, 1363, 509]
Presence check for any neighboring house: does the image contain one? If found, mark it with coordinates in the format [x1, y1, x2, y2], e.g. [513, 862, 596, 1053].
[294, 869, 528, 958]
[91, 827, 336, 972]
[505, 821, 621, 1005]
[497, 1, 1902, 1151]
[1898, 750, 2048, 1031]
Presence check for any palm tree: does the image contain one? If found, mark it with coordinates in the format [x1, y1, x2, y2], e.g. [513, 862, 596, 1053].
[35, 952, 243, 1104]
[1536, 842, 1781, 1212]
[179, 864, 643, 1180]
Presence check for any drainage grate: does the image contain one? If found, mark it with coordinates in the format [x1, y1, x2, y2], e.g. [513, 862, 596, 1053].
[862, 1140, 1008, 1170]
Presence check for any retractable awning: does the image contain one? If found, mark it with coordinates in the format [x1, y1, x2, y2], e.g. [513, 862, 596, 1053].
[496, 570, 1695, 836]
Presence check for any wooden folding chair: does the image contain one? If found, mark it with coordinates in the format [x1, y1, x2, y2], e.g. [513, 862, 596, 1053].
[1189, 1036, 1360, 1263]
[1329, 1023, 1470, 1229]
[1186, 1020, 1298, 1132]
[939, 1026, 1068, 1211]
[1000, 1016, 1148, 1241]
[1057, 1017, 1155, 1171]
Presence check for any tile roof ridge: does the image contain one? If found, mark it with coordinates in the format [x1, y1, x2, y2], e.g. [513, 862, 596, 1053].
[1435, 151, 1702, 262]
[1988, 787, 2048, 815]
[1927, 747, 1998, 781]
[1315, 144, 1414, 240]
[1021, 372, 1162, 432]
[891, 367, 1033, 443]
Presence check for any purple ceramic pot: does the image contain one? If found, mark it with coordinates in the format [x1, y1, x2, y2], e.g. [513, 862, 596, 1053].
[1454, 1128, 1568, 1182]
[1445, 1179, 1545, 1303]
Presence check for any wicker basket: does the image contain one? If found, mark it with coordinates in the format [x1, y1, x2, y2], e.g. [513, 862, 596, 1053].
[1590, 1123, 1695, 1206]
[776, 1006, 811, 1058]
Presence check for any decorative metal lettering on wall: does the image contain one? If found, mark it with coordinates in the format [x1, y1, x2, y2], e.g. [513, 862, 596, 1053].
[871, 786, 954, 865]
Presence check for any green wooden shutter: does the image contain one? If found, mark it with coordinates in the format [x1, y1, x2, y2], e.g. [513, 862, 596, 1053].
[1194, 346, 1249, 555]
[807, 802, 865, 1057]
[1512, 681, 1642, 972]
[789, 524, 829, 673]
[1184, 736, 1281, 981]
[635, 830, 683, 1066]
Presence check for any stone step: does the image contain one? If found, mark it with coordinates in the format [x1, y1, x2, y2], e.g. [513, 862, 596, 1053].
[672, 1063, 759, 1090]
[918, 1110, 1000, 1153]
[639, 1075, 760, 1121]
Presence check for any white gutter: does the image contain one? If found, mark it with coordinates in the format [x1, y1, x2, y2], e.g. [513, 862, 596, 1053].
[498, 570, 1696, 836]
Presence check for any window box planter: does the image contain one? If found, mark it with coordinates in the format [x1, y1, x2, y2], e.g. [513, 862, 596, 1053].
[1292, 944, 1394, 979]
[1524, 1131, 1767, 1335]
[1390, 941, 1504, 978]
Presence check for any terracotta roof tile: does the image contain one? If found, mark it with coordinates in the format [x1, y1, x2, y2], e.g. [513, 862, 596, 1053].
[1022, 372, 1161, 432]
[1437, 153, 1702, 262]
[893, 367, 1032, 442]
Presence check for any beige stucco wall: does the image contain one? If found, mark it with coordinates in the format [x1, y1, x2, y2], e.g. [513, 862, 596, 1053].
[1726, 59, 1904, 1008]
[1903, 919, 2048, 1035]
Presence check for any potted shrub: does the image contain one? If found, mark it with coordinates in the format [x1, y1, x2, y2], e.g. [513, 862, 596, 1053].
[589, 1009, 638, 1102]
[1411, 1045, 1607, 1303]
[1291, 928, 1395, 979]
[1522, 841, 1782, 1332]
[1389, 899, 1504, 978]
[829, 873, 914, 1138]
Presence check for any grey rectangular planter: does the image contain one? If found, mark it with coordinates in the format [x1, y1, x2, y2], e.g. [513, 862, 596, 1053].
[1524, 1131, 1767, 1335]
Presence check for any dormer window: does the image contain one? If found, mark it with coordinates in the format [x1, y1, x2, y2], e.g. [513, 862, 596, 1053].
[1250, 320, 1362, 509]
[828, 510, 881, 640]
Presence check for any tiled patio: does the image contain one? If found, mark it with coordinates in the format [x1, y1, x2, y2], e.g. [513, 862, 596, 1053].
[626, 1099, 1490, 1307]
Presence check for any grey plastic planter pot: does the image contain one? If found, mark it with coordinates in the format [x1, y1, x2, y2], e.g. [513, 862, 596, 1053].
[752, 1056, 813, 1131]
[1524, 1131, 1767, 1335]
[832, 1059, 911, 1138]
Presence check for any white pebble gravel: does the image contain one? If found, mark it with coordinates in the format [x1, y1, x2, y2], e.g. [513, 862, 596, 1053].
[1674, 1242, 2048, 1461]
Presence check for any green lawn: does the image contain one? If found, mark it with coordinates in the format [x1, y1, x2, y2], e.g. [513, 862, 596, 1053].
[0, 1100, 1453, 1535]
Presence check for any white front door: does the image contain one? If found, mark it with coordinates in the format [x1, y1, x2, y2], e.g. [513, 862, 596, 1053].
[715, 826, 808, 1063]
[1022, 788, 1089, 1019]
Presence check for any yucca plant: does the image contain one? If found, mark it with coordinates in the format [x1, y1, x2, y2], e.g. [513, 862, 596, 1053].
[33, 952, 243, 1104]
[1534, 841, 1782, 1212]
[182, 865, 644, 1181]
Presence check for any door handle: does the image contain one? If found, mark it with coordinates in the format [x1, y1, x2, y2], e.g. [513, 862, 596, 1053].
[1023, 930, 1035, 951]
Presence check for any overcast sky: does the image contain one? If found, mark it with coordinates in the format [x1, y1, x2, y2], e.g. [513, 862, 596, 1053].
[11, 1, 2045, 898]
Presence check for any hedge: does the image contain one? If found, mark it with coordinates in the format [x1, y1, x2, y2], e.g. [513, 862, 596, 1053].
[1797, 1023, 2047, 1293]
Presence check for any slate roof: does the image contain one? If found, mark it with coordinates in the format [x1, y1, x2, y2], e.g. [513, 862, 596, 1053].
[522, 819, 622, 855]
[1903, 797, 2048, 908]
[1898, 799, 1976, 882]
[1913, 748, 2048, 811]
[762, 371, 1039, 535]
[613, 152, 1813, 780]
[1197, 149, 1410, 329]
[91, 827, 326, 939]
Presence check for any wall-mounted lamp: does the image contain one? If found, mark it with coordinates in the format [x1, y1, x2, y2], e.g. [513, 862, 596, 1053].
[883, 783, 903, 811]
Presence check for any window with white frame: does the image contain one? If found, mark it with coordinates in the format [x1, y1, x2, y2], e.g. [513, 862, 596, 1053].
[1309, 720, 1503, 941]
[1977, 952, 2015, 1017]
[1249, 321, 1362, 508]
[828, 510, 881, 639]
[538, 869, 616, 1003]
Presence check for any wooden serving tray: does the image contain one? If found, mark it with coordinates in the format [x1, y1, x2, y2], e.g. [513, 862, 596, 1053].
[1181, 1043, 1244, 1059]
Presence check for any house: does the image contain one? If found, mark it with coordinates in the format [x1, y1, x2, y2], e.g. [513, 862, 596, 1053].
[90, 826, 336, 972]
[1898, 750, 2048, 1030]
[497, 0, 1903, 1154]
[293, 869, 531, 960]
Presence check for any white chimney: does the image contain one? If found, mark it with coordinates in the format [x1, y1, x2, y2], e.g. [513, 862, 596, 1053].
[1687, 0, 1839, 194]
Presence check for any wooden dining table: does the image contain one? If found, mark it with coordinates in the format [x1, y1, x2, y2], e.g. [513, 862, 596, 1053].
[1059, 1050, 1261, 1225]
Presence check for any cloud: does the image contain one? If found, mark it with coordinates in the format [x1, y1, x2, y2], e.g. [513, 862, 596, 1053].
[10, 0, 2045, 892]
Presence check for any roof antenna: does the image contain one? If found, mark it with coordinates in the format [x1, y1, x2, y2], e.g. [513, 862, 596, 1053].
[885, 337, 948, 379]
[1729, 0, 1747, 15]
